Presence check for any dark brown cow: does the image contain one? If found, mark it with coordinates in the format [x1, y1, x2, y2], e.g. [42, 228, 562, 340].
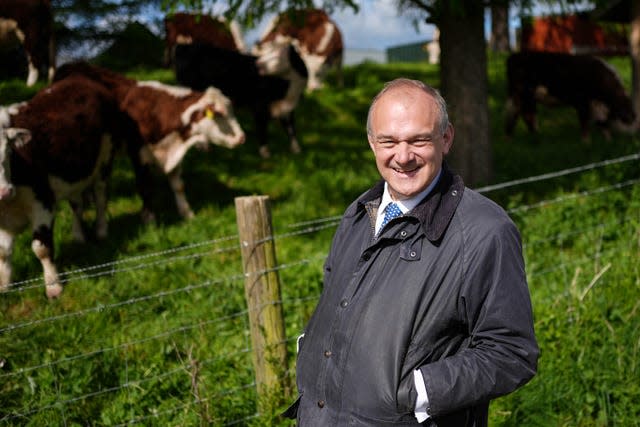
[0, 0, 55, 86]
[54, 62, 245, 221]
[505, 51, 637, 140]
[0, 76, 128, 298]
[163, 12, 246, 66]
[254, 8, 343, 90]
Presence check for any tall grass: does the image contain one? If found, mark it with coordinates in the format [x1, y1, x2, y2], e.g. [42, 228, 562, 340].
[1, 54, 639, 426]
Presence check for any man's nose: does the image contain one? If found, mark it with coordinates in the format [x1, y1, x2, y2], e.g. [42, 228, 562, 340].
[394, 141, 414, 163]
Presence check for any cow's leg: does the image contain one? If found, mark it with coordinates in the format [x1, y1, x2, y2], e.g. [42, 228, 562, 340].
[31, 212, 62, 298]
[47, 37, 56, 82]
[255, 110, 271, 159]
[576, 106, 592, 141]
[93, 139, 114, 240]
[0, 229, 14, 292]
[168, 165, 194, 219]
[68, 196, 87, 243]
[521, 94, 538, 134]
[280, 113, 301, 154]
[26, 55, 39, 87]
[127, 141, 156, 223]
[93, 179, 109, 240]
[505, 97, 520, 137]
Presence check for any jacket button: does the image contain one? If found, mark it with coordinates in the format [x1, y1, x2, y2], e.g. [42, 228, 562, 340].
[340, 299, 349, 308]
[324, 350, 332, 358]
[452, 190, 458, 196]
[317, 400, 325, 408]
[400, 230, 407, 237]
[410, 251, 417, 258]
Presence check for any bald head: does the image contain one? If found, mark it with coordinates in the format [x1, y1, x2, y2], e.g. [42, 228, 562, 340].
[366, 78, 450, 137]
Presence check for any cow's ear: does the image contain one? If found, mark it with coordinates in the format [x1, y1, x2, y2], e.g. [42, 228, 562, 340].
[210, 103, 228, 117]
[6, 128, 32, 148]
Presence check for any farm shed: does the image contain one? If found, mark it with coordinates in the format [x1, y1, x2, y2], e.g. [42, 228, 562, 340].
[519, 13, 628, 56]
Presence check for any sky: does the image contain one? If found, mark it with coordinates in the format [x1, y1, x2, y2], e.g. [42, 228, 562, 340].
[243, 0, 436, 51]
[240, 0, 595, 52]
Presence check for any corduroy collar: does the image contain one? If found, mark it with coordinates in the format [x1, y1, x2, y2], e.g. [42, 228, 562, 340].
[350, 163, 465, 242]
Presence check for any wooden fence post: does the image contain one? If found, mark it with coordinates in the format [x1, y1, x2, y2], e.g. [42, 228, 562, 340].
[234, 195, 288, 412]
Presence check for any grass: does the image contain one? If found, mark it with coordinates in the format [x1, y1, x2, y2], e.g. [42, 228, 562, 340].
[1, 54, 639, 426]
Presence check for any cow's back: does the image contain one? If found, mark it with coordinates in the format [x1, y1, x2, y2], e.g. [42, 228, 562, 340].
[260, 9, 341, 55]
[10, 76, 121, 186]
[507, 51, 625, 104]
[174, 43, 289, 103]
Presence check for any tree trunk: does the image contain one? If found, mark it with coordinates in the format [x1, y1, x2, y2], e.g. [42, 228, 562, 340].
[439, 1, 492, 186]
[490, 2, 510, 52]
[630, 0, 640, 117]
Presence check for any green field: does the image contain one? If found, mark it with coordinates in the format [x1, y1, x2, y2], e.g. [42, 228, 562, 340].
[1, 54, 639, 426]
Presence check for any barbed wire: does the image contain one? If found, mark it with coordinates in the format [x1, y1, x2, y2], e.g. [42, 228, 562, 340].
[1, 154, 639, 424]
[508, 178, 640, 214]
[3, 234, 240, 290]
[0, 255, 326, 334]
[475, 152, 640, 193]
[4, 243, 241, 294]
[0, 310, 249, 380]
[4, 154, 635, 294]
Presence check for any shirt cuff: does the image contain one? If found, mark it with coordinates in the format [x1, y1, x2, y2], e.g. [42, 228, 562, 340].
[413, 368, 430, 422]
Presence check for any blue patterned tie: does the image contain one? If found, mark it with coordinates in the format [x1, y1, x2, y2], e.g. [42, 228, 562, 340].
[379, 202, 403, 233]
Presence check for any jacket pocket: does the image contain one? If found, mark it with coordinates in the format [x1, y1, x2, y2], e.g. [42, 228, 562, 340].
[396, 372, 417, 413]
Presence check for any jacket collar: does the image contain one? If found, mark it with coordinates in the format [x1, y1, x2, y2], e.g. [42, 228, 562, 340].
[347, 163, 465, 242]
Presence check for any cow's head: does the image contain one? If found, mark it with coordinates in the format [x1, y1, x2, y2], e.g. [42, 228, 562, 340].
[0, 127, 31, 200]
[184, 87, 245, 149]
[612, 96, 638, 130]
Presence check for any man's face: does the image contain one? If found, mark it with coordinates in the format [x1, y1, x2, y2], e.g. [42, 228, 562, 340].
[368, 88, 453, 200]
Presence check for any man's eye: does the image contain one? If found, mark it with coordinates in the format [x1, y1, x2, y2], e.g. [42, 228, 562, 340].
[411, 138, 431, 146]
[379, 140, 395, 147]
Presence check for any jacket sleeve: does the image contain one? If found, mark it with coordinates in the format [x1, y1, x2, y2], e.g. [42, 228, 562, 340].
[419, 218, 539, 417]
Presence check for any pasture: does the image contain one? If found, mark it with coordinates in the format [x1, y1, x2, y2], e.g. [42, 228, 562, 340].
[1, 54, 640, 426]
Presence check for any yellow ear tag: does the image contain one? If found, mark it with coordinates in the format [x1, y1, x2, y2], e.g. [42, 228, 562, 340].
[206, 108, 215, 119]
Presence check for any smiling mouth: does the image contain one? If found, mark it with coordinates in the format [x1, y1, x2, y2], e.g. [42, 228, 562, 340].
[393, 166, 419, 174]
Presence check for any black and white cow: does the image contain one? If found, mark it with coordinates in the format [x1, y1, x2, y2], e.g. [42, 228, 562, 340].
[174, 41, 308, 158]
[505, 51, 637, 140]
[0, 76, 128, 298]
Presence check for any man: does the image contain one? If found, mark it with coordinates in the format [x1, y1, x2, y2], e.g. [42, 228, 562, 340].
[286, 78, 539, 426]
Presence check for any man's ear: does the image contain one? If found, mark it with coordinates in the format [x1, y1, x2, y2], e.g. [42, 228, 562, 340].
[442, 123, 454, 155]
[367, 135, 376, 152]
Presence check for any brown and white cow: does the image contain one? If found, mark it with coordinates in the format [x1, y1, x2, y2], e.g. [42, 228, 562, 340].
[53, 62, 246, 222]
[0, 75, 129, 298]
[254, 8, 343, 91]
[506, 51, 637, 140]
[163, 12, 246, 66]
[0, 0, 55, 86]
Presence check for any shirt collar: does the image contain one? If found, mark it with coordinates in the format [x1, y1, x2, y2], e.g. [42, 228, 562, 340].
[379, 169, 443, 215]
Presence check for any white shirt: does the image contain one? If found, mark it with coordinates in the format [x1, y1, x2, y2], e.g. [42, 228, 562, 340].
[376, 172, 442, 422]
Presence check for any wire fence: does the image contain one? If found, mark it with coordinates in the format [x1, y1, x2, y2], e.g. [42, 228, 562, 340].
[0, 152, 638, 425]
